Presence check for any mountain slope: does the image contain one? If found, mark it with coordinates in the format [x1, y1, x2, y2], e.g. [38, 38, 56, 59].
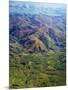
[9, 1, 66, 53]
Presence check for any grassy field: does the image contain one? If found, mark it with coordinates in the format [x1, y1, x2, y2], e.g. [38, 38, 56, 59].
[9, 51, 66, 88]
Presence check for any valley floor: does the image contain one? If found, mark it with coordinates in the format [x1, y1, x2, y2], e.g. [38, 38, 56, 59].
[9, 51, 66, 88]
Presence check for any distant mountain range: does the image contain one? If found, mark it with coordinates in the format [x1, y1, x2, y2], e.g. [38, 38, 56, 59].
[9, 1, 66, 16]
[9, 1, 66, 54]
